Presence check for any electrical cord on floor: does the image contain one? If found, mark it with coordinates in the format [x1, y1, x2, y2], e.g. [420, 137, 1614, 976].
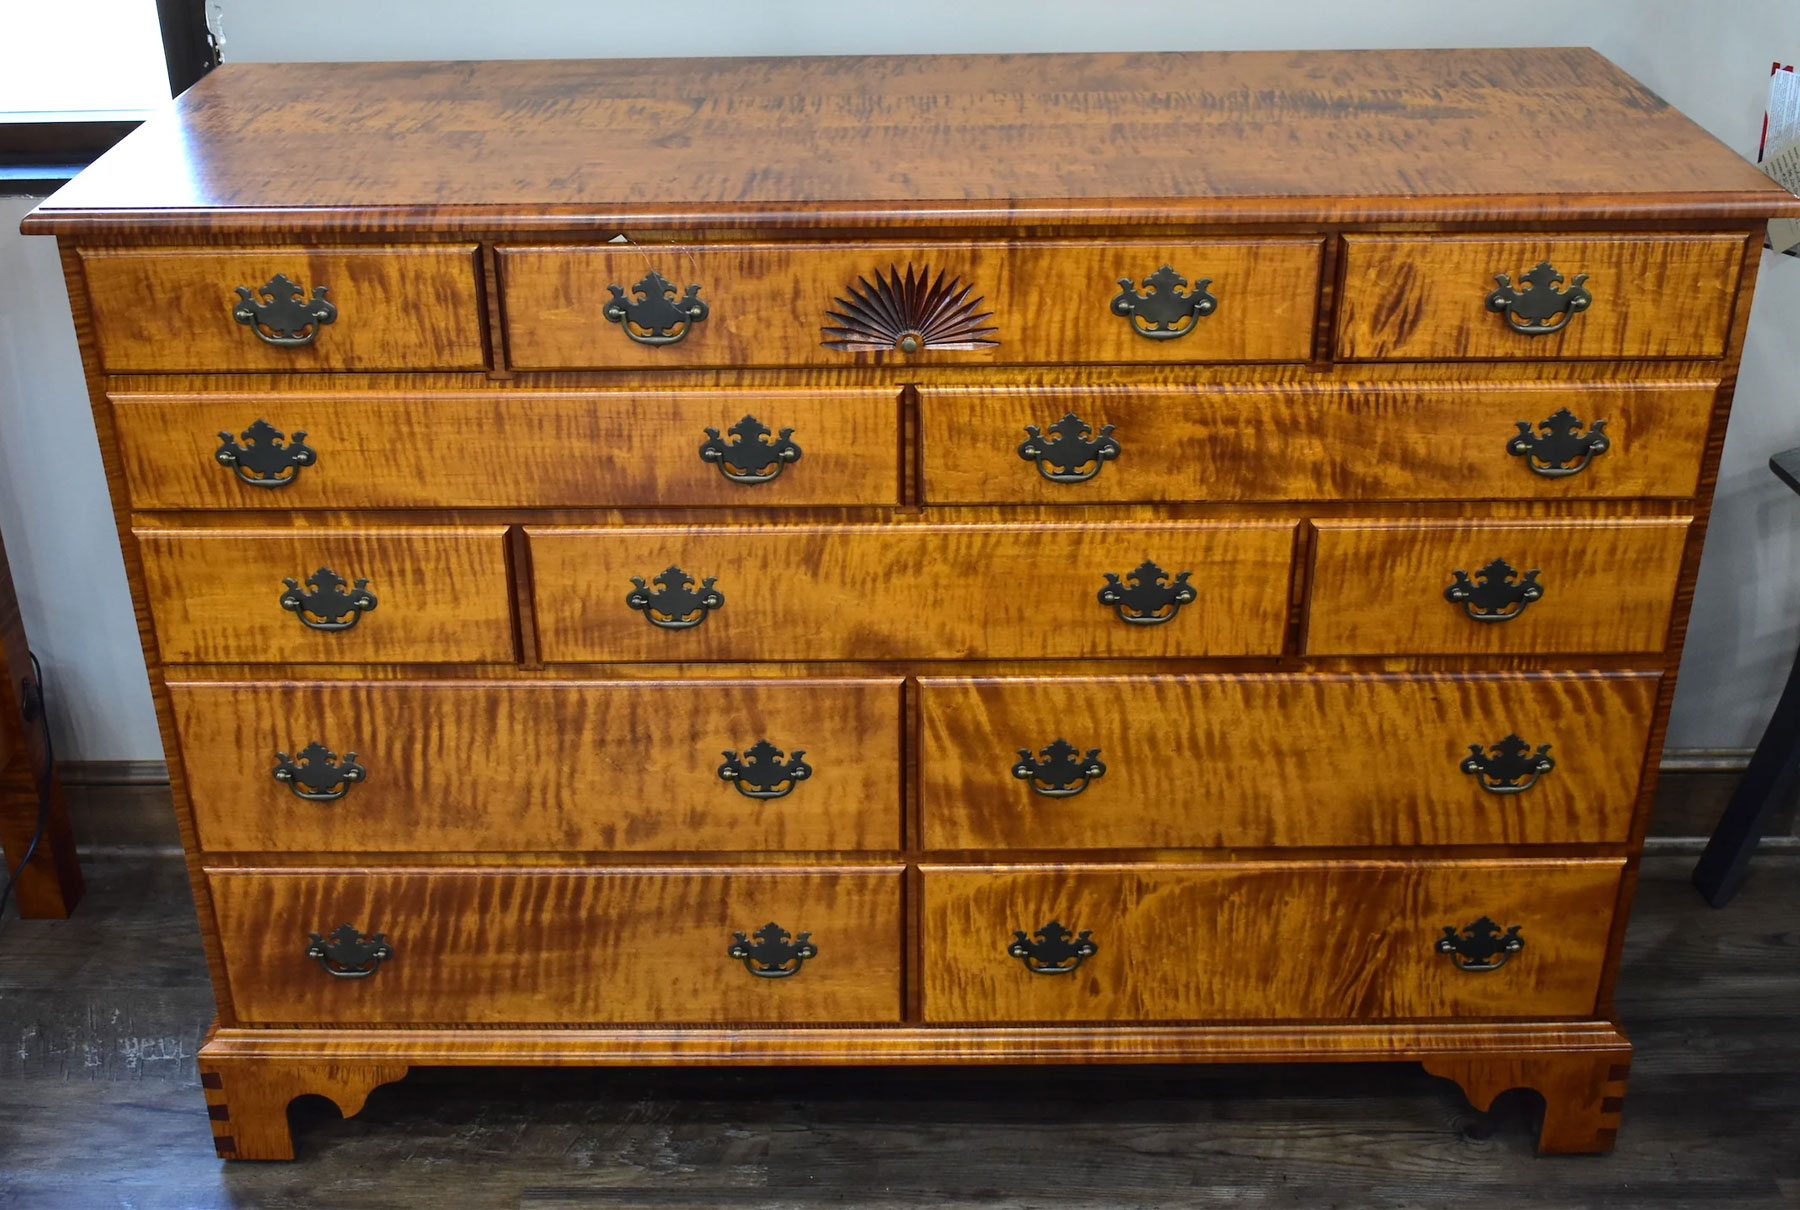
[0, 653, 53, 922]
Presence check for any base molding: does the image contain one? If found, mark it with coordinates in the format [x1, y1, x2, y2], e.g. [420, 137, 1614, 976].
[199, 1020, 1630, 1159]
[202, 1019, 1630, 1066]
[59, 759, 172, 787]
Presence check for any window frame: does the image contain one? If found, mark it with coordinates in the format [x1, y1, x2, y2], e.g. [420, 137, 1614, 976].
[0, 0, 217, 194]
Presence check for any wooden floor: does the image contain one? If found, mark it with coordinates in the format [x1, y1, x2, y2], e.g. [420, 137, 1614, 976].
[0, 844, 1795, 1209]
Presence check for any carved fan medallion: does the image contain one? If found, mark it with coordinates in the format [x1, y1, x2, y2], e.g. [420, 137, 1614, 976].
[822, 264, 998, 353]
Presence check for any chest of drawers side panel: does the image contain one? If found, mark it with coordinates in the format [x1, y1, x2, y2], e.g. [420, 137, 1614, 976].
[1582, 228, 1769, 1019]
[50, 239, 246, 1022]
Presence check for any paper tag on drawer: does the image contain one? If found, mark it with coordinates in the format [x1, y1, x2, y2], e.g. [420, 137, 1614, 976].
[1763, 143, 1800, 253]
[1763, 64, 1800, 253]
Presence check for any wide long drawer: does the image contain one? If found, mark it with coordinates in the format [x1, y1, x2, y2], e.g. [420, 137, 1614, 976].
[114, 388, 902, 509]
[208, 866, 905, 1025]
[919, 380, 1716, 503]
[526, 521, 1297, 662]
[80, 245, 488, 373]
[170, 678, 904, 853]
[921, 859, 1622, 1023]
[919, 672, 1659, 849]
[1303, 517, 1691, 655]
[498, 239, 1322, 369]
[1335, 233, 1745, 361]
[135, 527, 516, 665]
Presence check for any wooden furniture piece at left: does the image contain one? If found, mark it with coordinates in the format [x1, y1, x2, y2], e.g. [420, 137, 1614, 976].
[0, 531, 82, 918]
[21, 49, 1800, 1159]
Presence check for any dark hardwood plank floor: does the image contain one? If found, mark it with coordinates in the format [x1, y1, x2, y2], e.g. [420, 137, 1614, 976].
[0, 847, 1794, 1210]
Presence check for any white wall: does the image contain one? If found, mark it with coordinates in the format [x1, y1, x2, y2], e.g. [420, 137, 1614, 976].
[0, 197, 160, 760]
[199, 1, 1741, 65]
[2, 1, 1796, 759]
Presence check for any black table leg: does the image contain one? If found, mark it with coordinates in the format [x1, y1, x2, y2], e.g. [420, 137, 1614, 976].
[1693, 640, 1800, 905]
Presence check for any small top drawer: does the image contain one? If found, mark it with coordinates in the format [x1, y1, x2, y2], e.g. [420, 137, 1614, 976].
[498, 239, 1322, 369]
[79, 246, 488, 373]
[134, 526, 516, 665]
[1334, 233, 1745, 361]
[1303, 517, 1691, 656]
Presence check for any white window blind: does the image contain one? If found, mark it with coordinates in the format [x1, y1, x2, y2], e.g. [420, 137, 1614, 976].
[0, 0, 171, 121]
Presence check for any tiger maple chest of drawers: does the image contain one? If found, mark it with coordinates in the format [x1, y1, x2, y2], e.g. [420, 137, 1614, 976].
[26, 48, 1800, 1159]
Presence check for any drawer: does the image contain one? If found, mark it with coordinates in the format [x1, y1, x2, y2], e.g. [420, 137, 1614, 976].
[1335, 234, 1745, 361]
[79, 246, 487, 372]
[113, 388, 902, 509]
[918, 671, 1658, 849]
[919, 380, 1716, 504]
[170, 677, 903, 852]
[1303, 517, 1690, 656]
[499, 239, 1321, 369]
[920, 859, 1622, 1023]
[527, 521, 1297, 662]
[134, 527, 515, 664]
[208, 866, 904, 1025]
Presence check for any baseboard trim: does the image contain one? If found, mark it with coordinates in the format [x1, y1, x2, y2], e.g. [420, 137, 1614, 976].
[1644, 834, 1800, 854]
[59, 760, 174, 787]
[1658, 748, 1756, 773]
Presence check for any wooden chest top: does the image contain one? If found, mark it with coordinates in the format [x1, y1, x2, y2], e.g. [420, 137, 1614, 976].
[23, 48, 1800, 234]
